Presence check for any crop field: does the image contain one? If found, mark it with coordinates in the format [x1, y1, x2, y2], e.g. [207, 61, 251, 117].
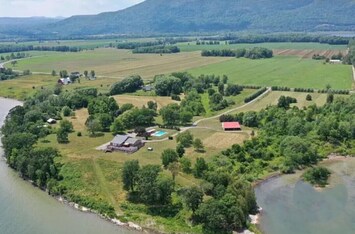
[272, 49, 347, 58]
[8, 48, 231, 79]
[188, 56, 353, 89]
[177, 42, 348, 52]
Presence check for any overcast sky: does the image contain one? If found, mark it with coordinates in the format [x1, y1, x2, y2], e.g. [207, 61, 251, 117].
[0, 0, 145, 17]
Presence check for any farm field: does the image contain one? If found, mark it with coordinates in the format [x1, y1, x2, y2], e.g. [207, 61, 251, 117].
[0, 74, 120, 100]
[6, 48, 231, 79]
[188, 56, 353, 90]
[177, 42, 348, 52]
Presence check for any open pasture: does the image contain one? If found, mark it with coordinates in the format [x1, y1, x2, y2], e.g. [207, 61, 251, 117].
[0, 74, 55, 99]
[8, 48, 231, 79]
[188, 56, 353, 90]
[113, 95, 178, 109]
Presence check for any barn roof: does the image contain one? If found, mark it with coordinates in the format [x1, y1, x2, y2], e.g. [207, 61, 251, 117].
[222, 122, 241, 129]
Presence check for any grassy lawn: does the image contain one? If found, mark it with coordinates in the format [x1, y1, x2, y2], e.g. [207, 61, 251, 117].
[7, 48, 231, 80]
[0, 74, 56, 99]
[0, 74, 122, 100]
[188, 56, 353, 90]
[178, 42, 348, 52]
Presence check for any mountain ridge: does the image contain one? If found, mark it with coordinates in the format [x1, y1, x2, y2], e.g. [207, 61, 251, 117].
[2, 0, 355, 38]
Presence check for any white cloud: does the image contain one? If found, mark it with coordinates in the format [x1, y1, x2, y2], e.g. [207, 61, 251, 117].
[0, 0, 145, 17]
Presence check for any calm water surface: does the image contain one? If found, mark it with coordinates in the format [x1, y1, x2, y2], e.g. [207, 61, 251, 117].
[0, 98, 138, 234]
[256, 159, 355, 234]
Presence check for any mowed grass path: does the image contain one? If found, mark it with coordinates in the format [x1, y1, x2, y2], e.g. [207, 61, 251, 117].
[178, 42, 347, 52]
[188, 56, 353, 89]
[9, 48, 231, 79]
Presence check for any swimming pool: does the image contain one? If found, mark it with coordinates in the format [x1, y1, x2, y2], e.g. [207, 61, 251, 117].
[152, 131, 167, 137]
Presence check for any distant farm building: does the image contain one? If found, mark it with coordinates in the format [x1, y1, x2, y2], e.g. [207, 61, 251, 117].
[329, 59, 342, 64]
[222, 122, 241, 131]
[142, 85, 154, 92]
[107, 135, 144, 153]
[47, 118, 57, 124]
[58, 77, 72, 85]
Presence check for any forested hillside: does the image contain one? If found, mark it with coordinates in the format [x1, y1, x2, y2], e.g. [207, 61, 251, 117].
[42, 0, 355, 36]
[0, 17, 62, 39]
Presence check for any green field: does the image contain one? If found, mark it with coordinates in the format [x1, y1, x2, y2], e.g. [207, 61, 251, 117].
[7, 49, 229, 79]
[178, 42, 348, 52]
[188, 56, 353, 89]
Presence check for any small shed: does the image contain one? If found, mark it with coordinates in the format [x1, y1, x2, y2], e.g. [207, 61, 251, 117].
[329, 59, 342, 64]
[58, 77, 72, 85]
[222, 122, 241, 131]
[142, 85, 154, 92]
[47, 118, 57, 124]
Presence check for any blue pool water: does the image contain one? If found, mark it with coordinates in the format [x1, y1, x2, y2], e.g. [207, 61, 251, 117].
[152, 131, 167, 137]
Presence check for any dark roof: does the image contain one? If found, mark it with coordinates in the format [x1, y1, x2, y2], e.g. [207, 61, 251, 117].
[222, 122, 241, 129]
[111, 135, 129, 145]
[125, 137, 141, 145]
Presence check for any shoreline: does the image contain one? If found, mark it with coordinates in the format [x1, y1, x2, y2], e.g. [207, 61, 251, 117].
[0, 96, 146, 234]
[254, 155, 354, 234]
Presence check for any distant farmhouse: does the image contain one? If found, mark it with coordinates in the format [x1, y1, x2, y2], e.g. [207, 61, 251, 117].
[142, 84, 154, 92]
[222, 122, 241, 131]
[329, 59, 342, 64]
[58, 77, 72, 85]
[107, 135, 144, 153]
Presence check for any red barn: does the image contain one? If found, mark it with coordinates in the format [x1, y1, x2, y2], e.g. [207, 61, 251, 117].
[222, 122, 241, 131]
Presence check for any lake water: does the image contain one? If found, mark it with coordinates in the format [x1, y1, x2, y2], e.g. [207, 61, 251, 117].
[255, 158, 355, 234]
[0, 98, 138, 234]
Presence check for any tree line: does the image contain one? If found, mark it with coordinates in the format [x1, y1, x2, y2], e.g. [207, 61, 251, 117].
[343, 40, 355, 66]
[202, 47, 273, 59]
[132, 45, 180, 54]
[201, 34, 351, 45]
[0, 67, 19, 80]
[0, 45, 82, 54]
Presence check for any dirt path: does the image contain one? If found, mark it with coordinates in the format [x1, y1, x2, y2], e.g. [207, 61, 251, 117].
[92, 157, 118, 209]
[194, 87, 271, 125]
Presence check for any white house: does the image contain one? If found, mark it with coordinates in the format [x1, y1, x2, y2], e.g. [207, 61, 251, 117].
[58, 77, 72, 85]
